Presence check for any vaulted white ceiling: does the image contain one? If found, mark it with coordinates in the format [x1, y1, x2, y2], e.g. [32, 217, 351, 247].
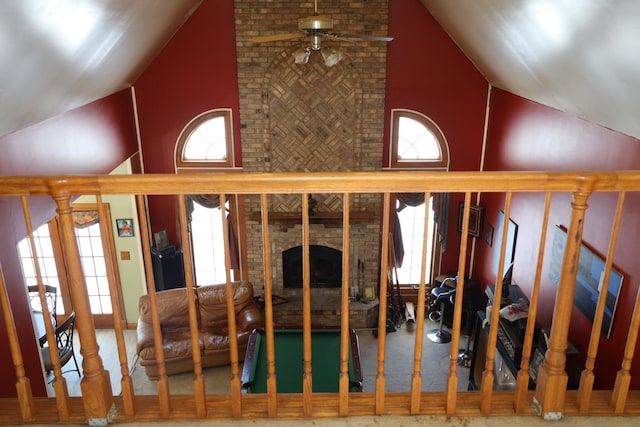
[0, 0, 202, 137]
[1, 0, 639, 141]
[422, 0, 640, 140]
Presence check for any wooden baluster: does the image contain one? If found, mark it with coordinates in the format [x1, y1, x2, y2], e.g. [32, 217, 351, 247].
[301, 193, 313, 416]
[446, 192, 471, 414]
[220, 193, 242, 417]
[480, 192, 512, 413]
[176, 195, 206, 417]
[20, 196, 70, 417]
[410, 191, 431, 414]
[514, 192, 552, 412]
[577, 192, 625, 412]
[610, 284, 640, 413]
[375, 192, 391, 415]
[96, 195, 135, 418]
[0, 267, 35, 421]
[136, 194, 171, 417]
[534, 190, 590, 420]
[339, 193, 351, 416]
[260, 194, 278, 416]
[52, 190, 113, 422]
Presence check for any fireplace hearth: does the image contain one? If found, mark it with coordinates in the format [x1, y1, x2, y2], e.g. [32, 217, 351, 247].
[282, 245, 342, 288]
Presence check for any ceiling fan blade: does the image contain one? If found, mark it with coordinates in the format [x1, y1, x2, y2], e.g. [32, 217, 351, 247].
[248, 32, 305, 43]
[328, 32, 394, 42]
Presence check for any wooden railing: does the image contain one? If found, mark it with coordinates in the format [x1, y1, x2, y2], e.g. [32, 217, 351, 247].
[2, 171, 640, 425]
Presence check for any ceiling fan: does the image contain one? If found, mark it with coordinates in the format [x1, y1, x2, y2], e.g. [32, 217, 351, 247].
[248, 0, 393, 66]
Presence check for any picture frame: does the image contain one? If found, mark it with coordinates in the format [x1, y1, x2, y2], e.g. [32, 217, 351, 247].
[116, 218, 134, 237]
[457, 202, 484, 238]
[154, 230, 170, 250]
[549, 225, 623, 339]
[485, 224, 494, 247]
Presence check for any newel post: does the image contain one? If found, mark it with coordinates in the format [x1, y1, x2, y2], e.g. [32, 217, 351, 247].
[52, 189, 114, 423]
[534, 190, 590, 420]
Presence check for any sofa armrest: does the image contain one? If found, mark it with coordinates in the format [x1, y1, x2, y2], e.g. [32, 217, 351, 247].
[136, 320, 155, 355]
[236, 304, 264, 333]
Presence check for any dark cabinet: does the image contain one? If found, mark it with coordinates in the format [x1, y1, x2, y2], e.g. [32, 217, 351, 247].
[469, 285, 581, 391]
[151, 246, 185, 291]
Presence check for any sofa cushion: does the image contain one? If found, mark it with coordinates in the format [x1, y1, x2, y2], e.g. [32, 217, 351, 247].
[138, 329, 203, 363]
[138, 287, 195, 331]
[197, 281, 255, 332]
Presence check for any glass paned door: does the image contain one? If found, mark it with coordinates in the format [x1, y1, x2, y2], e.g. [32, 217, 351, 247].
[75, 222, 113, 318]
[18, 223, 63, 319]
[18, 204, 121, 328]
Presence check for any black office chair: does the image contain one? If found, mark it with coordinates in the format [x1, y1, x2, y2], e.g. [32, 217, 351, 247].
[427, 277, 457, 343]
[42, 311, 80, 381]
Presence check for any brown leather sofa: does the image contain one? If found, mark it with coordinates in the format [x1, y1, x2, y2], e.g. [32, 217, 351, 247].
[136, 281, 263, 379]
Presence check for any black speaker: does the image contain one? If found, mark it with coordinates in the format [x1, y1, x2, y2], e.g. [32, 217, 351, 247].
[151, 246, 185, 291]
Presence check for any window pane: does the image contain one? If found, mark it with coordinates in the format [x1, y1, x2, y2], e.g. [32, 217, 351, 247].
[100, 296, 113, 314]
[85, 276, 99, 295]
[397, 116, 441, 161]
[89, 295, 102, 312]
[183, 116, 228, 161]
[21, 258, 36, 277]
[190, 202, 229, 285]
[90, 236, 104, 256]
[96, 276, 110, 294]
[395, 197, 435, 285]
[82, 258, 97, 276]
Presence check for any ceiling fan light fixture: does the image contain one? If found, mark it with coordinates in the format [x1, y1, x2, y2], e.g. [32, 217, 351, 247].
[294, 47, 311, 64]
[321, 46, 344, 67]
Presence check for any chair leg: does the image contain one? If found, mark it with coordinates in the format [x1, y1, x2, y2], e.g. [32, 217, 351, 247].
[457, 335, 472, 366]
[427, 302, 452, 343]
[71, 352, 81, 377]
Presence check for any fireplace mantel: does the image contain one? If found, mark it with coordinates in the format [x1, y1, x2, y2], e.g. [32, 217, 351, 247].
[249, 211, 376, 223]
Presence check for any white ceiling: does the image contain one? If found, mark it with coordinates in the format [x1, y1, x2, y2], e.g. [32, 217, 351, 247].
[0, 0, 202, 137]
[1, 0, 639, 142]
[422, 0, 640, 140]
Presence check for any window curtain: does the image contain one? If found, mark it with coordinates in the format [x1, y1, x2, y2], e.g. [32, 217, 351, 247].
[392, 192, 449, 268]
[186, 195, 239, 270]
[72, 210, 99, 229]
[433, 192, 449, 253]
[393, 193, 426, 268]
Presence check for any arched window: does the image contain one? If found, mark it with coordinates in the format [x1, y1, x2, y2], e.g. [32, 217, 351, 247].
[176, 109, 234, 169]
[388, 109, 449, 285]
[390, 109, 449, 170]
[175, 109, 244, 285]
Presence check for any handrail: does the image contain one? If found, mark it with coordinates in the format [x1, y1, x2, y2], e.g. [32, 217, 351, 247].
[2, 171, 640, 425]
[1, 170, 640, 196]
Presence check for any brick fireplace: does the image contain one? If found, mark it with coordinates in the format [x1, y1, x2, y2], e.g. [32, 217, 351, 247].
[234, 1, 389, 327]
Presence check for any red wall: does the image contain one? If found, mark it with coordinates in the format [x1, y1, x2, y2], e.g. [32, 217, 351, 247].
[3, 0, 633, 397]
[0, 89, 138, 397]
[134, 0, 241, 246]
[384, 0, 488, 273]
[475, 88, 640, 388]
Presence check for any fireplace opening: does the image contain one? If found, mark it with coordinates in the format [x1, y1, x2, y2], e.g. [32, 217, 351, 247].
[282, 245, 342, 288]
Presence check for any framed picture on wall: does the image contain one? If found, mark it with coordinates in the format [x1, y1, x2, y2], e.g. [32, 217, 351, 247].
[485, 224, 494, 247]
[549, 225, 623, 339]
[116, 218, 134, 237]
[457, 202, 484, 238]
